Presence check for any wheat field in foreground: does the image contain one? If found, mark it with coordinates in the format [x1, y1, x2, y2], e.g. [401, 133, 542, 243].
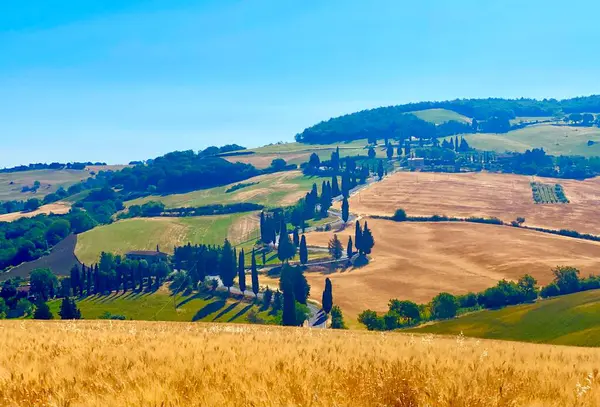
[1, 321, 600, 406]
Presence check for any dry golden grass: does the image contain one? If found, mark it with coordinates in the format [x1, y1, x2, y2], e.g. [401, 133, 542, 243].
[2, 320, 600, 407]
[304, 219, 600, 320]
[0, 203, 71, 222]
[342, 171, 600, 235]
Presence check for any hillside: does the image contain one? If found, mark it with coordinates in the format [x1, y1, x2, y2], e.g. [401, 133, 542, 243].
[75, 213, 258, 264]
[411, 108, 472, 124]
[412, 289, 600, 347]
[303, 219, 600, 321]
[2, 320, 600, 406]
[0, 169, 90, 201]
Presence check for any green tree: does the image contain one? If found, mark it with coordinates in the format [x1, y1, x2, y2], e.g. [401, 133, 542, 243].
[282, 289, 296, 326]
[518, 274, 538, 302]
[552, 266, 580, 295]
[272, 290, 283, 313]
[16, 298, 34, 317]
[368, 146, 376, 159]
[358, 309, 384, 330]
[392, 208, 407, 221]
[299, 235, 308, 265]
[45, 219, 71, 245]
[341, 196, 349, 223]
[59, 297, 81, 320]
[346, 236, 353, 259]
[360, 222, 375, 255]
[219, 239, 236, 293]
[238, 249, 246, 293]
[328, 234, 344, 260]
[262, 287, 273, 309]
[277, 220, 295, 263]
[386, 145, 394, 160]
[24, 198, 41, 212]
[354, 221, 362, 253]
[0, 298, 8, 319]
[251, 249, 259, 298]
[388, 299, 420, 325]
[377, 160, 384, 180]
[33, 299, 53, 319]
[69, 209, 97, 234]
[431, 292, 458, 320]
[292, 228, 300, 248]
[332, 176, 341, 197]
[330, 305, 346, 329]
[308, 153, 321, 168]
[30, 268, 58, 301]
[322, 278, 333, 313]
[280, 264, 310, 305]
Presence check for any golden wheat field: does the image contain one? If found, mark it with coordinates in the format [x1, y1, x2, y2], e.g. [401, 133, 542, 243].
[2, 321, 600, 407]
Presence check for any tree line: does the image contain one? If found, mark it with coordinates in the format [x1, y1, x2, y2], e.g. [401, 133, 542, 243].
[358, 266, 599, 331]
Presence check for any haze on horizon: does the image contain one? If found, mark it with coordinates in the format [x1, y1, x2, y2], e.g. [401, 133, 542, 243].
[1, 0, 599, 167]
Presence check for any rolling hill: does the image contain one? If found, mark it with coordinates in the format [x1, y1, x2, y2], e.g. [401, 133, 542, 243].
[412, 289, 600, 347]
[0, 169, 90, 201]
[410, 108, 472, 124]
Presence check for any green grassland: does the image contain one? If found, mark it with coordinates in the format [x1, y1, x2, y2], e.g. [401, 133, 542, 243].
[47, 289, 275, 323]
[125, 171, 330, 209]
[0, 169, 90, 202]
[410, 108, 472, 125]
[412, 289, 600, 347]
[460, 124, 600, 156]
[509, 116, 556, 125]
[75, 213, 258, 264]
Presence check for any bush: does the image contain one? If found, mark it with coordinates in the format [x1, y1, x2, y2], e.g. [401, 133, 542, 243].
[430, 292, 458, 320]
[330, 305, 346, 329]
[457, 292, 478, 309]
[358, 309, 384, 331]
[392, 209, 407, 222]
[540, 283, 560, 298]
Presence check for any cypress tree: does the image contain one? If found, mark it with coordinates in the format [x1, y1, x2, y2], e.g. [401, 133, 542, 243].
[341, 172, 350, 197]
[251, 249, 259, 298]
[454, 137, 459, 151]
[396, 145, 403, 157]
[347, 236, 353, 259]
[322, 278, 333, 314]
[361, 222, 375, 255]
[292, 228, 300, 248]
[377, 159, 384, 180]
[220, 239, 236, 293]
[341, 196, 349, 223]
[262, 250, 266, 266]
[238, 249, 246, 294]
[332, 176, 340, 197]
[33, 300, 53, 320]
[272, 290, 283, 313]
[355, 220, 363, 253]
[59, 297, 81, 320]
[299, 235, 308, 265]
[260, 212, 266, 243]
[85, 266, 92, 296]
[386, 145, 394, 160]
[282, 289, 297, 326]
[277, 219, 295, 263]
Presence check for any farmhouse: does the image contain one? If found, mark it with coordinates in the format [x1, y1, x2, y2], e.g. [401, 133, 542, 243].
[125, 249, 168, 264]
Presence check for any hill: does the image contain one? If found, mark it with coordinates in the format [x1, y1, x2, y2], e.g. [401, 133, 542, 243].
[125, 171, 329, 209]
[0, 202, 71, 222]
[411, 108, 472, 124]
[303, 219, 600, 322]
[342, 171, 600, 236]
[0, 169, 90, 201]
[2, 320, 600, 406]
[412, 289, 600, 347]
[459, 124, 600, 157]
[75, 213, 258, 264]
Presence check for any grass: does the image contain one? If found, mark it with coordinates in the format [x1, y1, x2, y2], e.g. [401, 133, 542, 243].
[75, 213, 258, 264]
[46, 288, 273, 324]
[0, 169, 89, 201]
[125, 171, 329, 209]
[3, 320, 600, 406]
[412, 289, 600, 347]
[410, 108, 472, 124]
[460, 124, 600, 156]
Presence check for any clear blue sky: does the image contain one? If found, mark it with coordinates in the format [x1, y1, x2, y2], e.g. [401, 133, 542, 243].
[1, 0, 599, 167]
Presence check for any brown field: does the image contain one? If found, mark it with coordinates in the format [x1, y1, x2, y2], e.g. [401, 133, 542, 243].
[0, 202, 71, 222]
[85, 164, 131, 172]
[2, 320, 600, 407]
[225, 152, 311, 169]
[304, 219, 600, 320]
[342, 171, 600, 235]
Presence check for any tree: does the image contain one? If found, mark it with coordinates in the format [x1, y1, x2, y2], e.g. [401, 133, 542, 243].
[280, 264, 310, 305]
[270, 158, 287, 170]
[322, 278, 333, 313]
[358, 309, 384, 331]
[299, 235, 308, 265]
[368, 146, 376, 159]
[377, 160, 384, 180]
[282, 289, 296, 326]
[341, 196, 349, 223]
[24, 198, 41, 212]
[45, 219, 71, 245]
[219, 239, 236, 293]
[386, 145, 394, 160]
[59, 297, 81, 319]
[272, 290, 283, 313]
[346, 236, 353, 259]
[331, 176, 341, 197]
[330, 305, 346, 329]
[308, 153, 321, 168]
[388, 299, 420, 325]
[0, 298, 7, 319]
[262, 287, 273, 309]
[33, 299, 53, 319]
[277, 220, 295, 263]
[16, 298, 34, 317]
[251, 249, 259, 298]
[238, 249, 246, 294]
[431, 292, 458, 319]
[69, 210, 97, 234]
[354, 220, 362, 252]
[328, 235, 344, 260]
[360, 222, 375, 255]
[552, 266, 580, 295]
[392, 208, 407, 221]
[518, 274, 538, 302]
[30, 268, 58, 301]
[292, 228, 300, 248]
[396, 145, 403, 157]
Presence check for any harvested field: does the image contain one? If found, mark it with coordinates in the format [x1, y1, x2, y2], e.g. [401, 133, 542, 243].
[0, 202, 71, 222]
[342, 171, 600, 235]
[0, 234, 80, 281]
[304, 219, 600, 320]
[0, 169, 89, 201]
[3, 320, 600, 406]
[225, 152, 311, 169]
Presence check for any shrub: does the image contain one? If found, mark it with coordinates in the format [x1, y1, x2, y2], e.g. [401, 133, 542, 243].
[430, 292, 458, 320]
[392, 209, 407, 222]
[540, 283, 560, 298]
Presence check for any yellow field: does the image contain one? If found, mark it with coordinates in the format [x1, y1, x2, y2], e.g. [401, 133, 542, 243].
[342, 171, 600, 235]
[0, 202, 71, 222]
[1, 320, 600, 406]
[304, 219, 600, 320]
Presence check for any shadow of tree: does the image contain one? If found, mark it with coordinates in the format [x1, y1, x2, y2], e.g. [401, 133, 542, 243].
[227, 303, 254, 322]
[177, 292, 213, 308]
[211, 302, 239, 321]
[192, 300, 226, 321]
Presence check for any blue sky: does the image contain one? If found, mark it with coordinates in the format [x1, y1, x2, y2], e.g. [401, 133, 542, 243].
[1, 0, 599, 167]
